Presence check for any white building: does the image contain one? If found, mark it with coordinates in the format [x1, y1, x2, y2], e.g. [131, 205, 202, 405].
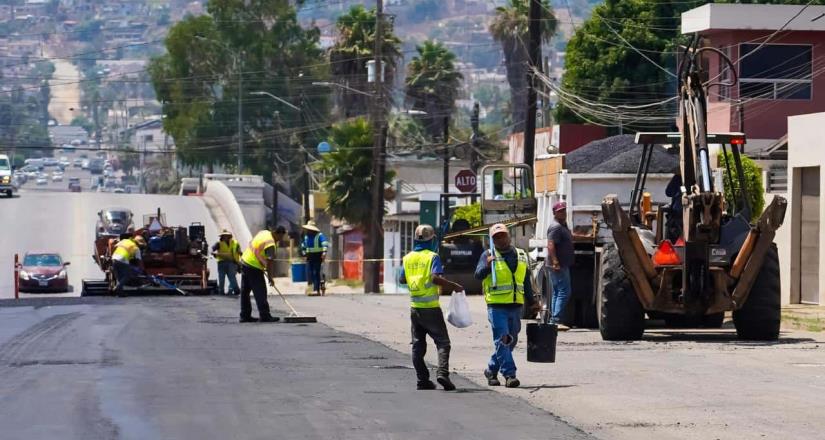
[127, 119, 174, 152]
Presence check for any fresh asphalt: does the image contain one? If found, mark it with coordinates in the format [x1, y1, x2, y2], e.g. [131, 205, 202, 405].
[0, 295, 593, 440]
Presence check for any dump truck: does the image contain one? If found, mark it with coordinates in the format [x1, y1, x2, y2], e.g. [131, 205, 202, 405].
[82, 208, 217, 296]
[594, 40, 786, 340]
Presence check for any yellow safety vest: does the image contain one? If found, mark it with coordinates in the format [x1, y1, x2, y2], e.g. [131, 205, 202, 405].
[483, 247, 528, 305]
[216, 239, 241, 263]
[113, 238, 139, 261]
[402, 249, 440, 309]
[241, 231, 276, 271]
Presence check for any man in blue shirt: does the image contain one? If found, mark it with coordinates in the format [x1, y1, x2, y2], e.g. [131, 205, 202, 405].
[301, 220, 329, 296]
[546, 201, 574, 330]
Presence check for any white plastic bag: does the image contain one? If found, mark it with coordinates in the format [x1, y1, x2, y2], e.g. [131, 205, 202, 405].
[447, 290, 473, 328]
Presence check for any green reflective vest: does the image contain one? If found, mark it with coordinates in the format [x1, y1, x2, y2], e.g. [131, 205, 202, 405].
[216, 239, 241, 263]
[483, 247, 528, 305]
[402, 249, 440, 309]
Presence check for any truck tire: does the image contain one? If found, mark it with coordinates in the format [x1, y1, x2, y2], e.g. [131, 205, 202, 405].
[733, 245, 780, 341]
[597, 243, 645, 341]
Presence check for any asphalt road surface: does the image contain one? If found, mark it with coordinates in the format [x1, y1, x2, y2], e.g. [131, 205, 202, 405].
[0, 296, 592, 440]
[0, 186, 219, 299]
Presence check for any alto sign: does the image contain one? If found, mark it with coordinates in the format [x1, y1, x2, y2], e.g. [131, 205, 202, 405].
[455, 169, 477, 193]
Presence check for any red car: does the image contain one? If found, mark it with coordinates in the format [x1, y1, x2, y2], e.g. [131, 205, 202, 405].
[18, 253, 70, 292]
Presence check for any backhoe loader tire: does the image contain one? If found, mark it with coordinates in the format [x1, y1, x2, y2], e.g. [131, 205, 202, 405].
[733, 245, 780, 341]
[597, 243, 645, 341]
[702, 312, 725, 328]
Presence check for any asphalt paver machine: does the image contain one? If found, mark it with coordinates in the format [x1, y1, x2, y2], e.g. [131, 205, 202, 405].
[597, 38, 787, 341]
[82, 208, 217, 296]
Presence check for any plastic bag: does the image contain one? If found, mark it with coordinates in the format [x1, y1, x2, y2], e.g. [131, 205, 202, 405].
[447, 290, 473, 328]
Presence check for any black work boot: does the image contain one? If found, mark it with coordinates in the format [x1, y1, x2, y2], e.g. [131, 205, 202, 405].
[505, 377, 520, 388]
[239, 316, 259, 323]
[417, 380, 436, 390]
[437, 376, 456, 391]
[484, 369, 501, 387]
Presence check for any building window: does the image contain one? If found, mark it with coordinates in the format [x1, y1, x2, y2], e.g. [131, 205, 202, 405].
[399, 220, 419, 256]
[143, 134, 154, 142]
[739, 43, 812, 100]
[719, 45, 732, 101]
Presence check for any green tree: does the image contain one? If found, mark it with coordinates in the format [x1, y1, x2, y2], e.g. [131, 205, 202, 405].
[70, 115, 94, 134]
[328, 5, 401, 118]
[149, 0, 327, 178]
[453, 202, 481, 228]
[489, 0, 556, 133]
[404, 40, 463, 141]
[719, 151, 764, 222]
[317, 117, 395, 228]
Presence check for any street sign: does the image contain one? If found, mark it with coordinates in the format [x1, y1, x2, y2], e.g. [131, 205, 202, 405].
[455, 169, 477, 193]
[317, 141, 331, 154]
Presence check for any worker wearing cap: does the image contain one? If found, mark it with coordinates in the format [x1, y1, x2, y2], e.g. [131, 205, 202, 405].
[399, 224, 462, 391]
[474, 223, 537, 388]
[300, 220, 329, 296]
[212, 229, 242, 295]
[239, 226, 286, 323]
[111, 235, 146, 296]
[547, 201, 575, 330]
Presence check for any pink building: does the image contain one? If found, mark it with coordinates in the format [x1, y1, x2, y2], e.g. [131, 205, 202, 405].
[682, 3, 825, 151]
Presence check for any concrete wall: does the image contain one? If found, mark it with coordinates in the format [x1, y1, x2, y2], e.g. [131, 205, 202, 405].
[784, 112, 825, 305]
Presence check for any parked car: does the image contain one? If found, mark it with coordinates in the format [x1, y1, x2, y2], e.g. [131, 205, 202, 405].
[95, 207, 134, 239]
[69, 182, 82, 192]
[0, 154, 13, 197]
[73, 158, 83, 167]
[81, 159, 90, 170]
[18, 252, 70, 292]
[36, 176, 47, 185]
[43, 157, 59, 167]
[51, 172, 63, 182]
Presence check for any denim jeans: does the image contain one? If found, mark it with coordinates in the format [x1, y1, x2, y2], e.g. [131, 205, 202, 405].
[307, 254, 323, 293]
[217, 260, 240, 295]
[486, 306, 522, 378]
[550, 266, 572, 324]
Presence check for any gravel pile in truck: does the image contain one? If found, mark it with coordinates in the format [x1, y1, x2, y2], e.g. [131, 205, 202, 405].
[567, 135, 679, 174]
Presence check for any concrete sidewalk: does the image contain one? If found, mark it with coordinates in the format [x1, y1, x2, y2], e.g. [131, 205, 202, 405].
[284, 293, 825, 440]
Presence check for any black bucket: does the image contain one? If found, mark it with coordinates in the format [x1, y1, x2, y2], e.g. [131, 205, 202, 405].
[526, 323, 557, 363]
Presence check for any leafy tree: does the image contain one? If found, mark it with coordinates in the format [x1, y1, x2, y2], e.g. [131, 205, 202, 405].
[453, 202, 481, 228]
[149, 0, 327, 180]
[719, 151, 764, 222]
[404, 40, 463, 141]
[71, 116, 94, 133]
[489, 0, 556, 133]
[328, 5, 401, 118]
[317, 117, 395, 229]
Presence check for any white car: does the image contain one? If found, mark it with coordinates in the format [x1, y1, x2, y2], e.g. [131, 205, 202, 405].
[51, 173, 63, 182]
[36, 177, 47, 185]
[81, 159, 90, 169]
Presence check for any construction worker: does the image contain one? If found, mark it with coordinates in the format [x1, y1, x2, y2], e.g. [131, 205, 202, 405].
[111, 235, 147, 296]
[399, 224, 462, 391]
[212, 229, 241, 295]
[239, 226, 286, 323]
[300, 220, 329, 296]
[474, 223, 537, 388]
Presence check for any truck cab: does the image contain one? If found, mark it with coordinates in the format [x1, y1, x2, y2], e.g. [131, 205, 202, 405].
[0, 154, 15, 197]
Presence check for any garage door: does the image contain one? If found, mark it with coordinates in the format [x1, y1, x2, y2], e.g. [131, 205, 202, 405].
[799, 167, 820, 304]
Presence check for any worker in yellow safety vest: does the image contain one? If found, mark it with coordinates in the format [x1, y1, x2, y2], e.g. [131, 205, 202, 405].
[111, 235, 147, 296]
[212, 229, 242, 295]
[239, 225, 286, 323]
[473, 223, 538, 389]
[399, 224, 463, 391]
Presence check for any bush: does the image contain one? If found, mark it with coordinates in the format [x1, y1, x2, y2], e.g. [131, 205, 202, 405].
[718, 151, 764, 222]
[453, 203, 481, 227]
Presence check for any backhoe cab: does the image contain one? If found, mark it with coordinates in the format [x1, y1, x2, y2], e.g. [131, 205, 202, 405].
[597, 40, 787, 341]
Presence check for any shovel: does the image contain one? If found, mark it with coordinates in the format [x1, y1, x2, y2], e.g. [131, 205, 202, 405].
[269, 281, 317, 323]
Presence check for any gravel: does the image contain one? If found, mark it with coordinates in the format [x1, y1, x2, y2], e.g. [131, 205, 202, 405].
[567, 134, 679, 174]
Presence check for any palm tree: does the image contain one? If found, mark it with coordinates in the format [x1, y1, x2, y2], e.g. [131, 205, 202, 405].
[328, 5, 401, 118]
[489, 0, 556, 133]
[404, 40, 463, 141]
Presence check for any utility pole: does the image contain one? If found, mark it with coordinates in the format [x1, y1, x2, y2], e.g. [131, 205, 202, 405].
[442, 116, 449, 194]
[523, 0, 542, 167]
[237, 52, 244, 173]
[366, 0, 385, 294]
[470, 102, 480, 204]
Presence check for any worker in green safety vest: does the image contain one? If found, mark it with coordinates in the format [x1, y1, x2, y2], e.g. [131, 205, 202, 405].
[399, 224, 463, 391]
[474, 223, 538, 389]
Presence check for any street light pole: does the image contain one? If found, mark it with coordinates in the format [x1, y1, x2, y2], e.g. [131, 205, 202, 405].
[237, 56, 243, 172]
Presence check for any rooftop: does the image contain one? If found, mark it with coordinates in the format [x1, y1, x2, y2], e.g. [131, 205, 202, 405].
[682, 3, 825, 34]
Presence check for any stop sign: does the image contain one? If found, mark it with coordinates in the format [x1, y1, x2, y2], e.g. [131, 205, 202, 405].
[455, 169, 477, 193]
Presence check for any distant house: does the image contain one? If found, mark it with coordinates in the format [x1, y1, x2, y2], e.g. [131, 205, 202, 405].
[125, 119, 174, 153]
[48, 125, 89, 146]
[682, 3, 825, 152]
